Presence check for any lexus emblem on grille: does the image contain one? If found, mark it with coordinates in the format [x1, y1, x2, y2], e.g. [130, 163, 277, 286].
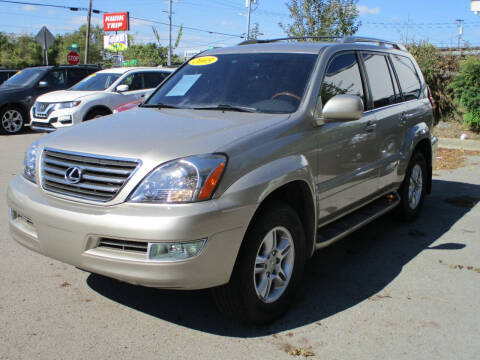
[64, 166, 83, 184]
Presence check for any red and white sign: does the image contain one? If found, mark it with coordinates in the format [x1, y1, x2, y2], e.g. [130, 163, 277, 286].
[67, 51, 80, 65]
[103, 12, 130, 32]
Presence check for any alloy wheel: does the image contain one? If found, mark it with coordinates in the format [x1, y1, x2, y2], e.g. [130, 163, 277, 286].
[254, 226, 295, 303]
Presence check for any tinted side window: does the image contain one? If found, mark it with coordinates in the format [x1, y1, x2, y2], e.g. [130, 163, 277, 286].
[0, 73, 8, 83]
[322, 53, 364, 107]
[44, 70, 66, 87]
[391, 55, 421, 101]
[144, 72, 168, 88]
[120, 73, 144, 91]
[67, 69, 89, 86]
[362, 54, 396, 109]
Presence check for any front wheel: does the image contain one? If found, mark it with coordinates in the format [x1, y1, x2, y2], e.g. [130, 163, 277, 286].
[0, 106, 25, 134]
[397, 152, 427, 221]
[212, 202, 306, 324]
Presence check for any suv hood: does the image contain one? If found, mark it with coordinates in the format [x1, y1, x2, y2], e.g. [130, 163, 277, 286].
[37, 90, 103, 102]
[0, 86, 26, 95]
[41, 107, 290, 167]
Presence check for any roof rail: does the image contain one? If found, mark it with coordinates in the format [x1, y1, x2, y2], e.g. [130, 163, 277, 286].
[238, 36, 341, 45]
[342, 36, 407, 51]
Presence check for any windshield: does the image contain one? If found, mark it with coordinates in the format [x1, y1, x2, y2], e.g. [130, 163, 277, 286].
[146, 53, 318, 113]
[71, 73, 121, 91]
[1, 68, 45, 87]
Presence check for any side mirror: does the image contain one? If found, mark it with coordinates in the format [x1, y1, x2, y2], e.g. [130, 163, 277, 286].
[321, 94, 364, 123]
[116, 84, 129, 93]
[38, 81, 49, 88]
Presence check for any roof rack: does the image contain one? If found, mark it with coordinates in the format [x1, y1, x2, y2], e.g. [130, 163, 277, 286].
[238, 35, 407, 51]
[342, 36, 407, 51]
[238, 36, 341, 45]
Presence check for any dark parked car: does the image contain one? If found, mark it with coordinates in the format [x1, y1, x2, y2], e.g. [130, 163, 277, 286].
[0, 65, 100, 134]
[0, 70, 19, 85]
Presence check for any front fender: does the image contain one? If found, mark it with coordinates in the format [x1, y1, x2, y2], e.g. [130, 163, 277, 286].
[222, 155, 317, 256]
[222, 154, 316, 205]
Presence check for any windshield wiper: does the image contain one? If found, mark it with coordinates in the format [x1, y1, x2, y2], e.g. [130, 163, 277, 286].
[193, 104, 258, 113]
[141, 102, 181, 109]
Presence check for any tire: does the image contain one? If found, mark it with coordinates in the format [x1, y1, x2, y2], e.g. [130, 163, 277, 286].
[84, 108, 110, 121]
[397, 151, 427, 221]
[212, 202, 306, 324]
[0, 105, 25, 134]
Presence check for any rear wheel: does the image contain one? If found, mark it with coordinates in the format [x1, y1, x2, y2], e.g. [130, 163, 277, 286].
[397, 152, 427, 221]
[0, 106, 25, 134]
[212, 202, 306, 324]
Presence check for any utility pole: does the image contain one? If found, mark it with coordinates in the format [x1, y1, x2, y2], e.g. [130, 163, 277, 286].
[85, 0, 93, 64]
[168, 0, 172, 66]
[456, 19, 464, 50]
[245, 0, 252, 40]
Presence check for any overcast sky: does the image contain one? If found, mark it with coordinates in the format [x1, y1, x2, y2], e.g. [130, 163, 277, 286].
[1, 0, 480, 55]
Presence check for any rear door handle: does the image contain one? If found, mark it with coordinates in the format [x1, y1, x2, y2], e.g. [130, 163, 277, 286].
[365, 121, 377, 132]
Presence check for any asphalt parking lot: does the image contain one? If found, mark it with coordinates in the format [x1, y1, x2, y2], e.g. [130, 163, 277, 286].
[1, 132, 479, 360]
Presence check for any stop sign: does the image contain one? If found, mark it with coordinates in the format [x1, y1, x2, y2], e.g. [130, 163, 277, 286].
[67, 51, 80, 65]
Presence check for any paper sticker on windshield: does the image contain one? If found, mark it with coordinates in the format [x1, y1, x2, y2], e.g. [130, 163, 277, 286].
[189, 56, 218, 66]
[166, 74, 201, 97]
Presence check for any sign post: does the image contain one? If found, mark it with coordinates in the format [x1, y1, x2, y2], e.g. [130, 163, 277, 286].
[35, 26, 55, 66]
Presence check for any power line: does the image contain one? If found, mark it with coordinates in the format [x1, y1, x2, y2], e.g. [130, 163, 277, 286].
[0, 0, 93, 12]
[0, 0, 244, 38]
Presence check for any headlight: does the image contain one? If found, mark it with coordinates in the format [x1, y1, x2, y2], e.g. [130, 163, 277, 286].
[23, 141, 39, 183]
[129, 154, 227, 203]
[54, 101, 81, 110]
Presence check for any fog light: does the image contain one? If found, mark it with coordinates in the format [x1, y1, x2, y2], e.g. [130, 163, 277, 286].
[58, 115, 72, 123]
[147, 239, 206, 262]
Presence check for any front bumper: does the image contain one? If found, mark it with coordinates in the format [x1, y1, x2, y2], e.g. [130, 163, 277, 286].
[7, 175, 254, 289]
[29, 108, 82, 131]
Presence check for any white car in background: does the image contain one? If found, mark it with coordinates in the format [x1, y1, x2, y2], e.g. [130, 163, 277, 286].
[29, 67, 173, 131]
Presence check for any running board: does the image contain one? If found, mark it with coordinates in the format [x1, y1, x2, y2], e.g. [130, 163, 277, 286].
[316, 192, 400, 249]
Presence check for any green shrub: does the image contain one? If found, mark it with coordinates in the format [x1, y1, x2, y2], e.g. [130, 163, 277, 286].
[449, 56, 480, 130]
[408, 43, 459, 124]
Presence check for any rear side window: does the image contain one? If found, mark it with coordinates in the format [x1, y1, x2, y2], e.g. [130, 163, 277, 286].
[322, 53, 364, 107]
[391, 55, 421, 101]
[144, 72, 169, 88]
[362, 53, 396, 109]
[67, 69, 90, 86]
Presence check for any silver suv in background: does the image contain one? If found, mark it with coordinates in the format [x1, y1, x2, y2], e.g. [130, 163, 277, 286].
[7, 37, 437, 324]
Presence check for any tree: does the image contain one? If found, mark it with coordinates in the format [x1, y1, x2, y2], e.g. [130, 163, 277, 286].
[280, 0, 360, 39]
[52, 25, 104, 65]
[250, 23, 262, 40]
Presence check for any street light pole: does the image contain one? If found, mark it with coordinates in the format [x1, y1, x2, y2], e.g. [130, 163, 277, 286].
[84, 0, 93, 64]
[456, 19, 464, 50]
[245, 0, 252, 40]
[168, 0, 172, 66]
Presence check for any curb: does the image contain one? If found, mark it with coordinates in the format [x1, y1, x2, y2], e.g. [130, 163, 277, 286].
[438, 137, 480, 151]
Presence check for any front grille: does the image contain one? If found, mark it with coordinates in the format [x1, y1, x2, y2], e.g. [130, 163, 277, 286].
[41, 149, 139, 202]
[33, 102, 53, 118]
[98, 238, 148, 253]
